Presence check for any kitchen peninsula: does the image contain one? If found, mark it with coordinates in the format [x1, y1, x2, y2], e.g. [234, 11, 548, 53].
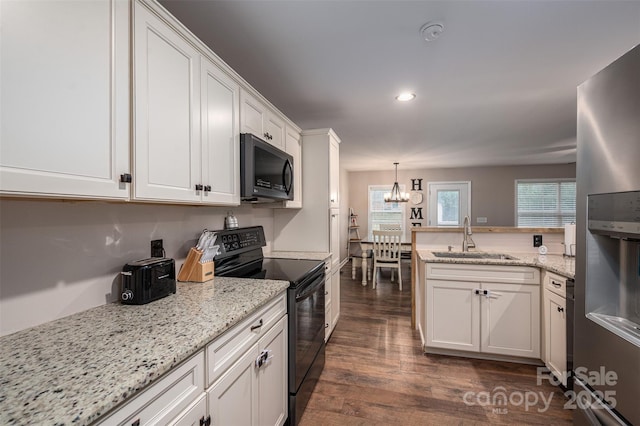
[412, 227, 574, 365]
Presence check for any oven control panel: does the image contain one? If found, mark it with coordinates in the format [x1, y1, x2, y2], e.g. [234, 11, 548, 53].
[214, 226, 266, 258]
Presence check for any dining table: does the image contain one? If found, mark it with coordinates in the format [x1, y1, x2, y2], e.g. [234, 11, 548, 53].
[353, 240, 412, 286]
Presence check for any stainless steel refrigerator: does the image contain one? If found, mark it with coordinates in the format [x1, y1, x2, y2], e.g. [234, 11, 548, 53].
[575, 43, 640, 425]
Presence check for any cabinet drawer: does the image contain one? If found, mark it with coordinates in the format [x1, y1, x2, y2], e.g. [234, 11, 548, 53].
[206, 292, 286, 386]
[99, 351, 205, 426]
[426, 263, 540, 285]
[544, 272, 567, 297]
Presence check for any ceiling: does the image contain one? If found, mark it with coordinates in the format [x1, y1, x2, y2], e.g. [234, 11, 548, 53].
[160, 0, 640, 172]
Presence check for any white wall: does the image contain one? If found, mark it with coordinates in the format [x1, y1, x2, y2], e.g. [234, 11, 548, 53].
[0, 199, 274, 336]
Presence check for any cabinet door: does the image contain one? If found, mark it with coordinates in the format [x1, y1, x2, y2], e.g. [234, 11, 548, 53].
[329, 136, 340, 208]
[208, 343, 259, 426]
[330, 210, 340, 270]
[257, 316, 288, 426]
[200, 57, 240, 205]
[331, 268, 340, 330]
[481, 283, 540, 358]
[168, 394, 207, 426]
[426, 280, 480, 352]
[240, 90, 264, 138]
[264, 112, 285, 149]
[283, 127, 302, 208]
[0, 0, 129, 199]
[324, 273, 332, 341]
[133, 2, 201, 203]
[545, 290, 567, 386]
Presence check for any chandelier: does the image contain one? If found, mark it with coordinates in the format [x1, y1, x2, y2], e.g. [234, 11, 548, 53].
[384, 162, 409, 203]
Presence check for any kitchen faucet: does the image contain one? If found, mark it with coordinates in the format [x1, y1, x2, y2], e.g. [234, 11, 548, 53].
[462, 216, 476, 252]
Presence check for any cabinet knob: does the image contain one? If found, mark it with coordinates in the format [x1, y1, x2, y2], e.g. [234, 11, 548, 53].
[557, 306, 565, 313]
[195, 184, 203, 191]
[120, 173, 132, 183]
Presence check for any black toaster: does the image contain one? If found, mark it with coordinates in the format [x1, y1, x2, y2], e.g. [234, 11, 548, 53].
[120, 258, 176, 305]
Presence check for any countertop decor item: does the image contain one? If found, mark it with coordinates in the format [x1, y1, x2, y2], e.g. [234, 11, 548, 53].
[384, 162, 409, 203]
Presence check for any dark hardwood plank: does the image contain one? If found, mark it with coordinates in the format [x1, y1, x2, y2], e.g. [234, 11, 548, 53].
[299, 264, 573, 425]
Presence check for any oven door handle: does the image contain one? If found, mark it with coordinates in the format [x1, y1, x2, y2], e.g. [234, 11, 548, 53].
[295, 278, 324, 302]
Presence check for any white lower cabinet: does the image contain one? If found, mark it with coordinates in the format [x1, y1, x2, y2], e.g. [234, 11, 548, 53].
[207, 315, 288, 426]
[330, 267, 340, 332]
[168, 394, 207, 426]
[98, 352, 206, 426]
[98, 293, 288, 426]
[543, 271, 568, 386]
[425, 263, 540, 359]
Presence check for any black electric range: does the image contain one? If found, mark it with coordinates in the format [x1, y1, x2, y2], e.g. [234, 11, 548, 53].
[212, 226, 326, 426]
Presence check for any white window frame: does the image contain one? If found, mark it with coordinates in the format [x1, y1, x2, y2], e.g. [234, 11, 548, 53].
[368, 184, 407, 241]
[515, 178, 576, 227]
[427, 181, 471, 227]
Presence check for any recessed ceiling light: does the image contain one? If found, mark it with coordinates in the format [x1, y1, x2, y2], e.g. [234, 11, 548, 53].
[396, 93, 416, 102]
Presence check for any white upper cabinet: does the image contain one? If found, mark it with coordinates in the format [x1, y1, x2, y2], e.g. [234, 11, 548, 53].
[240, 89, 285, 149]
[329, 135, 340, 208]
[133, 1, 201, 203]
[200, 57, 240, 205]
[0, 0, 130, 200]
[132, 1, 239, 205]
[282, 126, 302, 208]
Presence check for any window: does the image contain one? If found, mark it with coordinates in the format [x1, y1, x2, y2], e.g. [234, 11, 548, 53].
[368, 185, 406, 240]
[427, 182, 471, 227]
[515, 179, 576, 227]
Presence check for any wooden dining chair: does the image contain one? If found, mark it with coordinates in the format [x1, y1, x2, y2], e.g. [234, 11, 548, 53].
[371, 229, 403, 291]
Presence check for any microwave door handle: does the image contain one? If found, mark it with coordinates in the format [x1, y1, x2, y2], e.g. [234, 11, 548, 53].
[282, 159, 293, 195]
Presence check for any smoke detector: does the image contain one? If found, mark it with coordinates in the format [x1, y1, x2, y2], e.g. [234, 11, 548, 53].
[420, 21, 445, 42]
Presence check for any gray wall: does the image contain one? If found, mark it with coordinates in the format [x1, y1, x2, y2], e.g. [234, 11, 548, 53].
[347, 163, 576, 239]
[0, 200, 274, 336]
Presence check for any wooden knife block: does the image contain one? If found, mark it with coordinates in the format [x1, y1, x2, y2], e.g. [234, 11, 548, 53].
[178, 248, 215, 283]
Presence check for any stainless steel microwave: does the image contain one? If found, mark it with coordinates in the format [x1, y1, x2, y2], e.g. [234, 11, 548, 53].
[240, 133, 294, 202]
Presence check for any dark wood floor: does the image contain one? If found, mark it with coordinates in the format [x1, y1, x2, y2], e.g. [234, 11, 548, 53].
[300, 263, 573, 425]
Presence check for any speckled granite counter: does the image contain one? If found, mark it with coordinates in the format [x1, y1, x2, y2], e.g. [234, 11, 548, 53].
[0, 277, 289, 426]
[264, 250, 331, 262]
[417, 250, 575, 278]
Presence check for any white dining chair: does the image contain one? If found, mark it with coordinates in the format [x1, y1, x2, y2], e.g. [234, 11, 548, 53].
[371, 229, 403, 291]
[378, 224, 402, 280]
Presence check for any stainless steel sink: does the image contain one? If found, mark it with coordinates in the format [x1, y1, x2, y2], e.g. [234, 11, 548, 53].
[432, 251, 517, 260]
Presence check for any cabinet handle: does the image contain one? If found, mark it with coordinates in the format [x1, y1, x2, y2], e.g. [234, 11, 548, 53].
[551, 281, 562, 288]
[557, 306, 565, 313]
[131, 420, 140, 426]
[120, 173, 132, 183]
[204, 185, 212, 192]
[325, 323, 329, 328]
[199, 416, 206, 426]
[195, 184, 203, 191]
[205, 415, 212, 426]
[250, 319, 263, 331]
[474, 289, 480, 295]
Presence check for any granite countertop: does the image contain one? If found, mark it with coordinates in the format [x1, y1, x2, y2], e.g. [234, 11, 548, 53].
[264, 250, 331, 261]
[0, 277, 290, 426]
[417, 250, 575, 278]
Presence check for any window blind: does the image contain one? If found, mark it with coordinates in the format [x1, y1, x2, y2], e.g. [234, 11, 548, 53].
[516, 180, 576, 227]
